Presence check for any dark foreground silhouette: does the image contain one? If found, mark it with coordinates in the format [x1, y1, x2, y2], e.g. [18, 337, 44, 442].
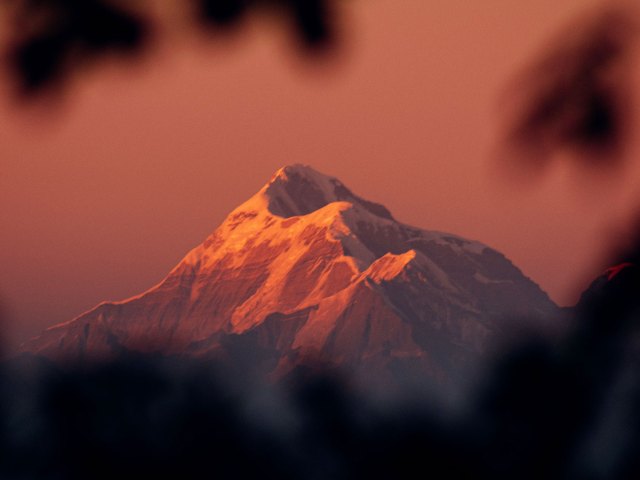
[1, 258, 639, 480]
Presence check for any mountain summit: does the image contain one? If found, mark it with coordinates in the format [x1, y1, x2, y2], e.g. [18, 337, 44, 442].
[256, 164, 394, 219]
[23, 165, 557, 383]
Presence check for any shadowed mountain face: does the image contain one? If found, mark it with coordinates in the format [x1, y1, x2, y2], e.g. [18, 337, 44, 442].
[22, 165, 557, 384]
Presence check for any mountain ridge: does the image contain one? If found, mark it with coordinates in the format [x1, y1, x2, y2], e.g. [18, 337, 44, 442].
[22, 164, 557, 383]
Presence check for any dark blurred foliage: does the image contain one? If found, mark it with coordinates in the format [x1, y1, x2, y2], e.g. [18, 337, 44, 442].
[0, 256, 639, 480]
[503, 6, 638, 167]
[497, 13, 640, 476]
[7, 0, 149, 95]
[199, 0, 335, 47]
[496, 14, 640, 476]
[4, 0, 338, 96]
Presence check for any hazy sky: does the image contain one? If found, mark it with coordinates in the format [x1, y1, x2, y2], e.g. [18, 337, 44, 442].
[2, 0, 640, 350]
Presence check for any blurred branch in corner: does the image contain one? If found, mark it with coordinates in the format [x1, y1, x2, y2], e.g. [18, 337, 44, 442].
[499, 3, 639, 171]
[1, 0, 340, 99]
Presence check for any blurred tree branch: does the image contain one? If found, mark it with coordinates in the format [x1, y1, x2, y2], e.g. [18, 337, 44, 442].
[2, 0, 339, 97]
[501, 4, 639, 168]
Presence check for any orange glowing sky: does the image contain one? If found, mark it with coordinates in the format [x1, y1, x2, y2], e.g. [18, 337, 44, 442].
[2, 0, 640, 350]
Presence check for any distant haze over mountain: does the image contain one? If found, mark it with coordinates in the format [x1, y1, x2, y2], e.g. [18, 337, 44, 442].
[23, 165, 558, 384]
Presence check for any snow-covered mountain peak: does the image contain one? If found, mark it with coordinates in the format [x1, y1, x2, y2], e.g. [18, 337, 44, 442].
[236, 164, 394, 221]
[22, 166, 558, 385]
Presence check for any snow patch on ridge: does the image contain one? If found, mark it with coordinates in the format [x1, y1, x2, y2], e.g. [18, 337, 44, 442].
[367, 250, 417, 282]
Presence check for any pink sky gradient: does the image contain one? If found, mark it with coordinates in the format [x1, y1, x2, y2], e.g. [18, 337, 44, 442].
[2, 0, 640, 350]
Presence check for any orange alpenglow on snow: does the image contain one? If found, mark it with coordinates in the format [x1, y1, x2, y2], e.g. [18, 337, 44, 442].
[22, 165, 558, 384]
